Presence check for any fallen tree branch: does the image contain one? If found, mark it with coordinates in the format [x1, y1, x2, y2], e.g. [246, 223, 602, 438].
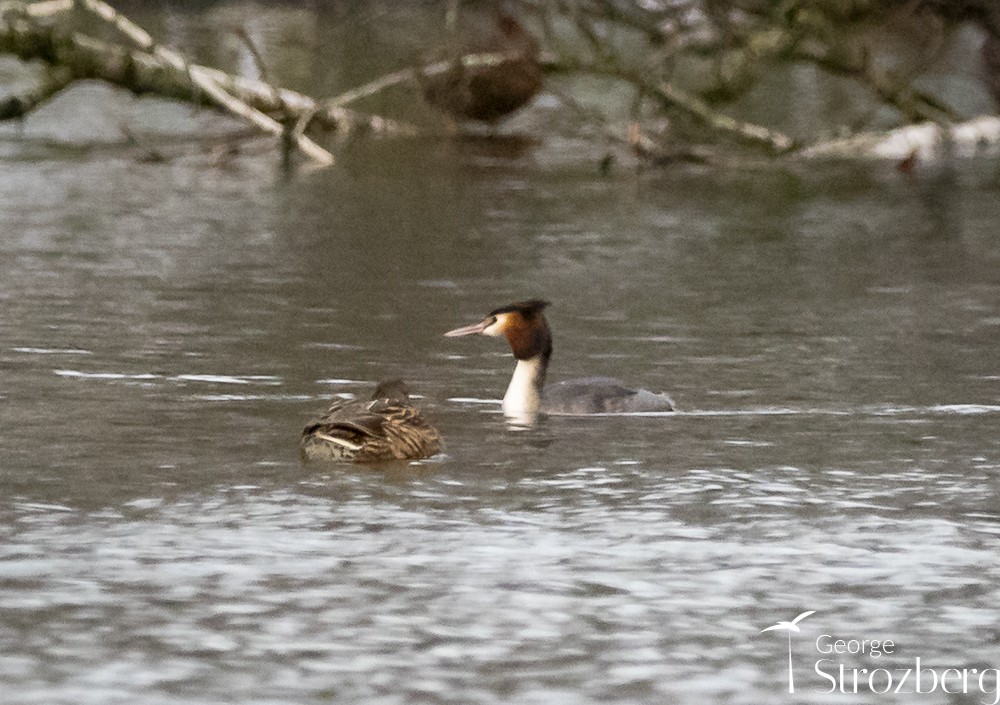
[191, 66, 415, 136]
[15, 0, 72, 17]
[73, 0, 334, 165]
[0, 0, 418, 162]
[651, 78, 795, 152]
[0, 64, 71, 118]
[322, 50, 538, 111]
[531, 1, 796, 153]
[523, 0, 978, 160]
[323, 66, 415, 110]
[793, 43, 961, 125]
[1, 0, 995, 167]
[547, 54, 795, 153]
[799, 115, 1000, 160]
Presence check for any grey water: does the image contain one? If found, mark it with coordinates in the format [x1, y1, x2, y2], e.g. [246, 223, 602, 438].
[2, 4, 1000, 705]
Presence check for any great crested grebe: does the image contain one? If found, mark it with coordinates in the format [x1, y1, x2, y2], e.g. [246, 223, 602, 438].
[444, 300, 675, 419]
[301, 379, 441, 463]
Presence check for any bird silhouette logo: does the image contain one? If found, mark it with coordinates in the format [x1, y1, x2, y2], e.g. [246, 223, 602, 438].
[760, 611, 816, 693]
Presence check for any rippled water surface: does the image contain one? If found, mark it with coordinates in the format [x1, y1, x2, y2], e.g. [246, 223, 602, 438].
[3, 5, 1000, 705]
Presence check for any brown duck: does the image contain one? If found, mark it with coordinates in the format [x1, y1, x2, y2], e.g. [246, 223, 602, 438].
[301, 380, 441, 463]
[420, 6, 543, 123]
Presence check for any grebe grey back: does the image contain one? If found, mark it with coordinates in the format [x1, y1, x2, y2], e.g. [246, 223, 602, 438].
[444, 300, 675, 418]
[301, 379, 441, 463]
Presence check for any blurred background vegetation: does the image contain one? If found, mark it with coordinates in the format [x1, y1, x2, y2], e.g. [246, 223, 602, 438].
[1, 0, 998, 167]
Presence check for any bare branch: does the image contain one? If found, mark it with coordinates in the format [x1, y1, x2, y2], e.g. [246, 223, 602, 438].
[800, 116, 1000, 160]
[652, 78, 794, 152]
[18, 0, 73, 17]
[0, 2, 417, 153]
[323, 50, 536, 111]
[792, 42, 961, 123]
[323, 67, 415, 110]
[232, 25, 273, 86]
[0, 0, 991, 166]
[0, 64, 71, 118]
[71, 0, 335, 165]
[545, 53, 794, 153]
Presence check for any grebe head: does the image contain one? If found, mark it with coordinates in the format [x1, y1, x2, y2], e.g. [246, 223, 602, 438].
[445, 299, 552, 423]
[444, 299, 552, 360]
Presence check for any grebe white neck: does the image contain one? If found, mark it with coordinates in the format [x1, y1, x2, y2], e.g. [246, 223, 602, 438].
[502, 356, 546, 417]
